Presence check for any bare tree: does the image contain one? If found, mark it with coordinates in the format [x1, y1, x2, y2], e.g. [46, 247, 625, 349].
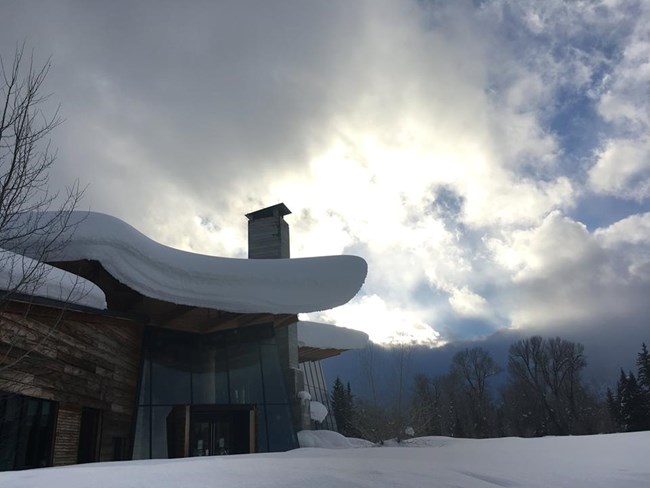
[505, 336, 596, 436]
[450, 347, 501, 438]
[409, 374, 450, 437]
[0, 45, 84, 394]
[353, 341, 415, 443]
[0, 45, 83, 259]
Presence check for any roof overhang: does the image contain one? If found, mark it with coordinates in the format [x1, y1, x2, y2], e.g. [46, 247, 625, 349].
[297, 320, 369, 362]
[7, 212, 367, 318]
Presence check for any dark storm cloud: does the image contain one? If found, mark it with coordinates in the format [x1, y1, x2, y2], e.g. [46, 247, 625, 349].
[1, 0, 369, 212]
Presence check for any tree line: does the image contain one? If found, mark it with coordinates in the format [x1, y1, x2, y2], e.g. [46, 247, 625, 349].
[330, 336, 650, 442]
[607, 343, 650, 433]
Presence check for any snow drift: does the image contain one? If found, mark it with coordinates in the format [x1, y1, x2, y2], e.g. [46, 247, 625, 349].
[2, 432, 647, 488]
[297, 430, 374, 449]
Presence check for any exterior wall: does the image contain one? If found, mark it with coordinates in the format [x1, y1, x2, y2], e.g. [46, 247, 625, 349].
[299, 360, 336, 431]
[132, 324, 298, 459]
[0, 302, 144, 467]
[247, 216, 290, 259]
[275, 322, 305, 432]
[52, 404, 82, 466]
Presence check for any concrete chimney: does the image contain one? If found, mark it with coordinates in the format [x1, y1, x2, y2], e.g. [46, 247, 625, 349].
[245, 203, 291, 259]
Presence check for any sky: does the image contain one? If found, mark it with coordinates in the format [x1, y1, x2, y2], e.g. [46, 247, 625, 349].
[1, 1, 649, 357]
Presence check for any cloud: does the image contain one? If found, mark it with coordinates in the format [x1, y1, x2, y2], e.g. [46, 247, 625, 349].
[448, 287, 491, 318]
[589, 138, 650, 199]
[486, 210, 650, 330]
[588, 1, 650, 199]
[1, 0, 649, 360]
[310, 294, 442, 346]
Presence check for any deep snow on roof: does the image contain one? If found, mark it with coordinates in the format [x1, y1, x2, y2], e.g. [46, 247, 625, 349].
[9, 212, 367, 314]
[297, 321, 369, 350]
[0, 248, 107, 309]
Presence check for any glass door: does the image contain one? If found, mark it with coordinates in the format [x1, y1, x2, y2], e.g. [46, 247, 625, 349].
[191, 417, 231, 456]
[189, 406, 254, 456]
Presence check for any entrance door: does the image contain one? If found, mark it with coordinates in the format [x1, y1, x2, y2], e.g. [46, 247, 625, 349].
[189, 406, 255, 456]
[77, 407, 102, 463]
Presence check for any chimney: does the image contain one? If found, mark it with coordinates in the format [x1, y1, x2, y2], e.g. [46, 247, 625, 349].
[245, 203, 291, 259]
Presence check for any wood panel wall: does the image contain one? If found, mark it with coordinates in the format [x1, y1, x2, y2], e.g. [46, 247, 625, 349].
[52, 403, 82, 466]
[0, 301, 144, 465]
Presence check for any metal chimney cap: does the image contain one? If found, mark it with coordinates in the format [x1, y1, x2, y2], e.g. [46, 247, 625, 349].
[245, 203, 292, 220]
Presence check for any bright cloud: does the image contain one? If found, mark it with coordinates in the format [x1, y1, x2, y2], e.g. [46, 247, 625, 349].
[309, 294, 442, 346]
[589, 138, 650, 200]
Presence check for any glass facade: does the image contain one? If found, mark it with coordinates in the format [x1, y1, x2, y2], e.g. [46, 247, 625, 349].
[0, 392, 57, 471]
[299, 360, 336, 431]
[133, 324, 297, 459]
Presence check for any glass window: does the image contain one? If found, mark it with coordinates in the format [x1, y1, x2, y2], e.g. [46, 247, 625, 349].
[256, 407, 268, 453]
[265, 404, 297, 452]
[151, 406, 175, 459]
[151, 363, 191, 405]
[228, 344, 263, 404]
[138, 356, 150, 405]
[150, 333, 191, 405]
[132, 406, 150, 460]
[192, 345, 228, 405]
[135, 325, 303, 459]
[316, 362, 326, 391]
[260, 344, 289, 404]
[0, 393, 56, 471]
[0, 394, 20, 471]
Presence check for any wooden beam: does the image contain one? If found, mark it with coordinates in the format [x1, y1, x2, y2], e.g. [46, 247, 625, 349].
[274, 314, 298, 328]
[298, 347, 345, 362]
[156, 305, 196, 326]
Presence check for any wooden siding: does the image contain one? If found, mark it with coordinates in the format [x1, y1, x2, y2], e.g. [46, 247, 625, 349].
[0, 301, 144, 465]
[52, 403, 82, 466]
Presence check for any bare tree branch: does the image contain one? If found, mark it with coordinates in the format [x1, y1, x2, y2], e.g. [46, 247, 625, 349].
[0, 44, 86, 397]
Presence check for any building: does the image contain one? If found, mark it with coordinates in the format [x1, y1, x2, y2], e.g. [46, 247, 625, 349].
[0, 204, 367, 470]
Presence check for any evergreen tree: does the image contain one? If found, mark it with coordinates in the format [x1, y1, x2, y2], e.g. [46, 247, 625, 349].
[606, 387, 621, 431]
[637, 343, 650, 392]
[606, 343, 650, 433]
[331, 377, 354, 436]
[617, 370, 649, 432]
[346, 382, 354, 414]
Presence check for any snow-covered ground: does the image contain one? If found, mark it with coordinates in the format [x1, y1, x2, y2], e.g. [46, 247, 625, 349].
[2, 431, 648, 488]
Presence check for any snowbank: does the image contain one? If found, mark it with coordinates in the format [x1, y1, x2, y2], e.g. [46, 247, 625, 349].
[297, 321, 369, 350]
[0, 248, 106, 309]
[1, 432, 648, 487]
[6, 212, 367, 314]
[297, 430, 375, 449]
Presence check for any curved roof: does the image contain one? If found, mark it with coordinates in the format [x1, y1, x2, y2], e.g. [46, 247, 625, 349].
[12, 212, 367, 314]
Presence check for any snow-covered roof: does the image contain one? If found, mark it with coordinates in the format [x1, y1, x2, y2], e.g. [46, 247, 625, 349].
[297, 321, 369, 350]
[8, 212, 367, 314]
[0, 248, 107, 310]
